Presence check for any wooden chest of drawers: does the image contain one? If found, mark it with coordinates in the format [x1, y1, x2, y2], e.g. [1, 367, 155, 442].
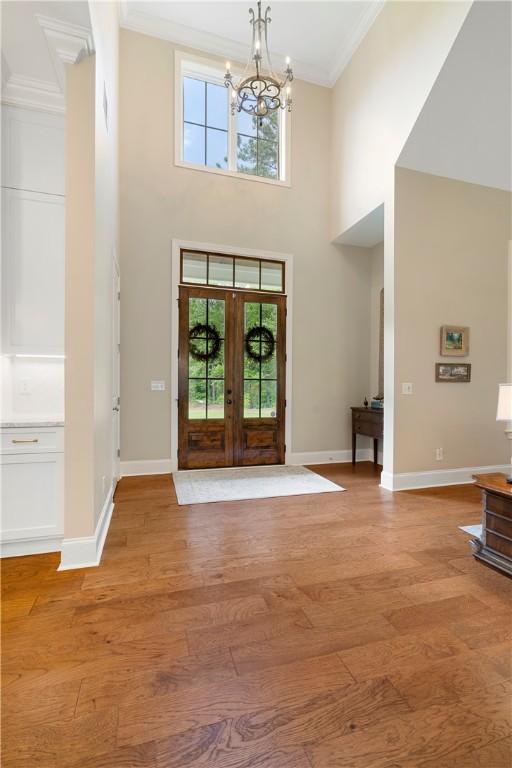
[471, 473, 512, 577]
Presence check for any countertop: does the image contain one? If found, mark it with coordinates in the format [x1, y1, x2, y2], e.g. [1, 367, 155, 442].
[1, 419, 64, 428]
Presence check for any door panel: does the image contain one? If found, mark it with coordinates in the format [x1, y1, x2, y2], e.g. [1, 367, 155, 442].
[234, 292, 286, 466]
[178, 286, 285, 469]
[178, 286, 234, 469]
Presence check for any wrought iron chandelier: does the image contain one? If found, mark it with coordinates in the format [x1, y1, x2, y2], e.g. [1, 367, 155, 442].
[224, 1, 293, 123]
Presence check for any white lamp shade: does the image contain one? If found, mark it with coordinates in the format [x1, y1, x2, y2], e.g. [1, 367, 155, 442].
[496, 383, 512, 421]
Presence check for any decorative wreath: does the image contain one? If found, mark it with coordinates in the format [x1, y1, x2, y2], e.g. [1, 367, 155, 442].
[189, 324, 221, 362]
[245, 325, 275, 363]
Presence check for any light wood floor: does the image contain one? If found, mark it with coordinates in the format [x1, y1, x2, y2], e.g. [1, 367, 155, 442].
[2, 462, 511, 767]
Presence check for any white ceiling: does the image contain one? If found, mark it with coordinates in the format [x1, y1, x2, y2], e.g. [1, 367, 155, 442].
[398, 0, 511, 192]
[120, 1, 384, 87]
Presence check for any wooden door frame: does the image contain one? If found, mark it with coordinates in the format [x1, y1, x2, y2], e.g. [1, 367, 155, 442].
[170, 239, 293, 473]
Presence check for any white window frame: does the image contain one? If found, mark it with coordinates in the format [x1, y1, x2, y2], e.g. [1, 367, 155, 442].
[174, 50, 291, 187]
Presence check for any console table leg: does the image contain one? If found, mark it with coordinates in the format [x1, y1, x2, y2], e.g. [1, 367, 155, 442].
[352, 433, 356, 465]
[374, 438, 378, 465]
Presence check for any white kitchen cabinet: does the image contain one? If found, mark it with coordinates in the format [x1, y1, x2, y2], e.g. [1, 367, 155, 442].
[0, 426, 63, 557]
[1, 187, 65, 355]
[1, 106, 65, 196]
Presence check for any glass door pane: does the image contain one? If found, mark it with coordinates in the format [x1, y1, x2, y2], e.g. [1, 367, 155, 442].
[243, 301, 278, 419]
[188, 296, 225, 419]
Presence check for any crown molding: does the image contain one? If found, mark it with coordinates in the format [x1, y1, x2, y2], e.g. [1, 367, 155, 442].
[36, 14, 94, 91]
[328, 1, 385, 86]
[1, 16, 94, 114]
[1, 74, 64, 114]
[119, 1, 384, 89]
[119, 1, 332, 87]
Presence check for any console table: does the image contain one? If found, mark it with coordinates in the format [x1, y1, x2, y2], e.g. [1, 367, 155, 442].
[471, 473, 512, 577]
[351, 407, 383, 465]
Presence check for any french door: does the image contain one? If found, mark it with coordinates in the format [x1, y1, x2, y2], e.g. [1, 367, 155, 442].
[178, 285, 286, 469]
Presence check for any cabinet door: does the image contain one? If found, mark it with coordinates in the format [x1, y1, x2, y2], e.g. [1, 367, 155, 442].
[1, 452, 63, 543]
[1, 106, 65, 196]
[2, 187, 64, 354]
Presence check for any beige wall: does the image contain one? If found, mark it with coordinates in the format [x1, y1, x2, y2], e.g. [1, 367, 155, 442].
[119, 29, 373, 462]
[64, 1, 119, 541]
[330, 0, 470, 240]
[393, 167, 511, 473]
[369, 241, 384, 398]
[64, 54, 96, 538]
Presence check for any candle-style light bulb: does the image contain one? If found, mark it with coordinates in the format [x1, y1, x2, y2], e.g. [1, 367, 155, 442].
[285, 56, 290, 65]
[226, 61, 231, 71]
[255, 39, 260, 51]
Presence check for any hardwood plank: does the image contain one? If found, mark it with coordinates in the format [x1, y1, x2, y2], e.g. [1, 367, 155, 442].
[480, 641, 512, 679]
[119, 676, 408, 752]
[76, 650, 237, 716]
[388, 650, 507, 710]
[299, 562, 458, 600]
[307, 682, 512, 768]
[231, 622, 400, 676]
[187, 608, 311, 654]
[340, 627, 469, 682]
[156, 737, 310, 768]
[420, 736, 512, 768]
[72, 575, 295, 626]
[384, 594, 488, 633]
[2, 708, 118, 768]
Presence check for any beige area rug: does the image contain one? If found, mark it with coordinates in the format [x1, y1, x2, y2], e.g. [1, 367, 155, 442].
[172, 464, 345, 505]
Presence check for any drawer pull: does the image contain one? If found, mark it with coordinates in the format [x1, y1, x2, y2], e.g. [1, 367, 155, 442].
[12, 438, 39, 444]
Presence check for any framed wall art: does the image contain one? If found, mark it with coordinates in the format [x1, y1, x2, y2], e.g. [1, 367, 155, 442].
[435, 363, 471, 383]
[440, 325, 469, 356]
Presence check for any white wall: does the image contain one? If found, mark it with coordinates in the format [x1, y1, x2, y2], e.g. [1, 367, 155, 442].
[398, 1, 512, 193]
[330, 0, 471, 240]
[119, 29, 374, 466]
[89, 0, 119, 525]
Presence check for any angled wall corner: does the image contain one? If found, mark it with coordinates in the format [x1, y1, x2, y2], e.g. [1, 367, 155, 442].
[330, 0, 472, 241]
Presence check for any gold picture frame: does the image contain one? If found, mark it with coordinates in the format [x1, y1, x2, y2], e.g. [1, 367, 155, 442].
[440, 325, 469, 357]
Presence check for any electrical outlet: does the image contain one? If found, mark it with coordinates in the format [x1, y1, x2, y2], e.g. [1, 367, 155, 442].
[401, 382, 413, 395]
[436, 447, 444, 461]
[151, 380, 165, 391]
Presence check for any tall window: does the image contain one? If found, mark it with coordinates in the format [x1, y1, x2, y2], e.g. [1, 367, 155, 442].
[177, 53, 288, 184]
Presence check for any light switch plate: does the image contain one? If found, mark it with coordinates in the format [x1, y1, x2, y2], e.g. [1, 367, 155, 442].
[151, 380, 165, 391]
[401, 382, 413, 395]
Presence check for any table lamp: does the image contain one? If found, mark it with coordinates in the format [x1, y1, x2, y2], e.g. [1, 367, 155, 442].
[496, 383, 512, 483]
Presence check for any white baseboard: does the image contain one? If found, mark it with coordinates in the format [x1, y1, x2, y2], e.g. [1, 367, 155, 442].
[120, 459, 172, 476]
[58, 482, 114, 571]
[288, 448, 373, 465]
[380, 464, 511, 492]
[120, 451, 379, 474]
[0, 535, 62, 558]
